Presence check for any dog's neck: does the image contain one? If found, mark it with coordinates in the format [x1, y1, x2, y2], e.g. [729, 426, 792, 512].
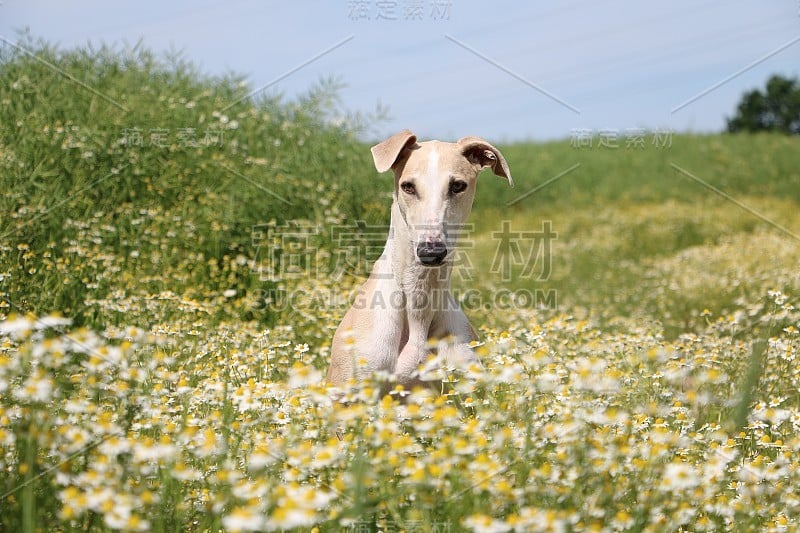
[386, 203, 453, 295]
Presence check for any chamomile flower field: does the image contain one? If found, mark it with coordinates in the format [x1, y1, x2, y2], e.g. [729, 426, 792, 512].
[2, 40, 800, 532]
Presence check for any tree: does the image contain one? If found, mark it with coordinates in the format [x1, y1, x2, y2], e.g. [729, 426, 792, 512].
[726, 75, 800, 134]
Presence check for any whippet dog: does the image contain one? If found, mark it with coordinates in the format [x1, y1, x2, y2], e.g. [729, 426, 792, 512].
[326, 129, 513, 389]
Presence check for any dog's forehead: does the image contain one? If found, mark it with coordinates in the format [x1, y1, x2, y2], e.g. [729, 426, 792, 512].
[403, 140, 474, 179]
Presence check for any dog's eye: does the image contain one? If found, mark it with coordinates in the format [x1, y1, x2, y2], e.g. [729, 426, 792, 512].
[400, 182, 416, 195]
[449, 181, 468, 195]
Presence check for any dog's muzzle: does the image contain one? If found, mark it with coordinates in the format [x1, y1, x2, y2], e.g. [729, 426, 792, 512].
[416, 241, 447, 266]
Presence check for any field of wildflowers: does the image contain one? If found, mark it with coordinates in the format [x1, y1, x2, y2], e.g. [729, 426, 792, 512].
[2, 39, 800, 532]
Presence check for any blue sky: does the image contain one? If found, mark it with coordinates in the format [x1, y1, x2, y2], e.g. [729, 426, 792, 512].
[2, 0, 799, 142]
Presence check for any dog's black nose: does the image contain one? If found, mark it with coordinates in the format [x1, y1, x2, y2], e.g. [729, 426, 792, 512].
[416, 241, 447, 266]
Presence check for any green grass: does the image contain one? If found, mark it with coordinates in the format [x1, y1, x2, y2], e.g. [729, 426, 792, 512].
[2, 36, 799, 333]
[2, 38, 800, 532]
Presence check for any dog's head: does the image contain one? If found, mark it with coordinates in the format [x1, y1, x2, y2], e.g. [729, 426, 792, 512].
[371, 129, 513, 267]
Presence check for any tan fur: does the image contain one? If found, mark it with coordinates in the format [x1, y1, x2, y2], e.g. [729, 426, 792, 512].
[326, 130, 512, 388]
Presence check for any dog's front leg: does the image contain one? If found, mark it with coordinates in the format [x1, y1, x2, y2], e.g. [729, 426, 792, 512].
[394, 316, 431, 385]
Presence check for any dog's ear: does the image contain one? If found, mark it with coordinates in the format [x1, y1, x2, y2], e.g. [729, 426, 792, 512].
[371, 129, 418, 173]
[457, 136, 513, 187]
